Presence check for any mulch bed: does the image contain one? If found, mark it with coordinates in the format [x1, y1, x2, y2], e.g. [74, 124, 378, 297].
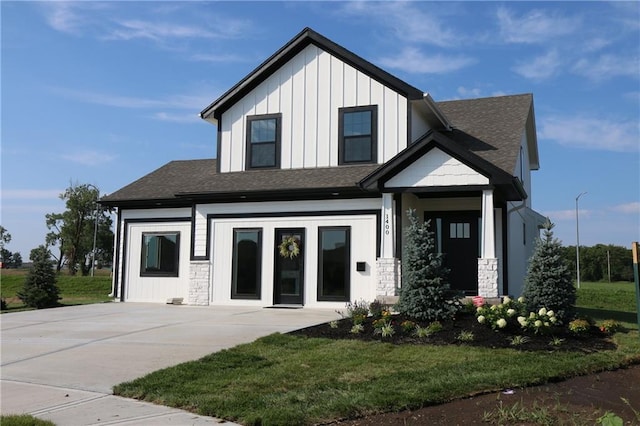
[289, 312, 617, 352]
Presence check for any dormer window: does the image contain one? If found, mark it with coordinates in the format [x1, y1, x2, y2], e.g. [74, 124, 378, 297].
[339, 105, 377, 164]
[246, 114, 281, 169]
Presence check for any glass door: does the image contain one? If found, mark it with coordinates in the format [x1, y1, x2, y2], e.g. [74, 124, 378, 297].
[274, 229, 305, 305]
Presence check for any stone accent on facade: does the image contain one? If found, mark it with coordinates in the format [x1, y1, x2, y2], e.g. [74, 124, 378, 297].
[478, 258, 499, 298]
[188, 261, 210, 305]
[376, 257, 401, 297]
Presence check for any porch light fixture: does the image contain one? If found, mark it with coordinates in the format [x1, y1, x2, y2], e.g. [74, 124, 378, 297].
[575, 192, 587, 289]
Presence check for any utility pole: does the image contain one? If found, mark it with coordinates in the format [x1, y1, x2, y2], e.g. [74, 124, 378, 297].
[575, 192, 587, 289]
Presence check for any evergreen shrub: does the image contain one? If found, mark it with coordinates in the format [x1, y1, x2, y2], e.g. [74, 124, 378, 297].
[17, 246, 60, 309]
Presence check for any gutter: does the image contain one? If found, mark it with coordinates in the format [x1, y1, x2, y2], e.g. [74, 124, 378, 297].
[423, 93, 452, 131]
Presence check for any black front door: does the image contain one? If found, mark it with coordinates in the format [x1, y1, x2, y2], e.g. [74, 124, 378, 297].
[274, 229, 305, 305]
[425, 212, 480, 295]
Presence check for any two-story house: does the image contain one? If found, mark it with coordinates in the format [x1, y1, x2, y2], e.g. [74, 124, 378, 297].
[101, 28, 545, 308]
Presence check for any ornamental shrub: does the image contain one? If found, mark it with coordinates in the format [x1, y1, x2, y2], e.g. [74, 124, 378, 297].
[17, 246, 60, 309]
[395, 210, 462, 322]
[522, 219, 575, 322]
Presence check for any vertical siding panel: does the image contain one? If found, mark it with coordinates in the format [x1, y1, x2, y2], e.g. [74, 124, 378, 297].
[254, 83, 268, 115]
[370, 81, 384, 164]
[356, 71, 371, 105]
[397, 97, 408, 152]
[304, 45, 318, 167]
[383, 88, 398, 163]
[343, 64, 357, 106]
[316, 50, 331, 167]
[266, 74, 280, 114]
[290, 52, 306, 168]
[220, 110, 233, 173]
[279, 62, 293, 169]
[229, 104, 244, 172]
[329, 56, 344, 166]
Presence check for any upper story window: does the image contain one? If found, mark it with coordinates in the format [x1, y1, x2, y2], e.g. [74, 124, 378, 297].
[339, 105, 377, 164]
[246, 113, 281, 169]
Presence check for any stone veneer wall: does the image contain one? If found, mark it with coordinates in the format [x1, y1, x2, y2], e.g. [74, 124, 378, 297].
[376, 258, 401, 297]
[188, 261, 210, 305]
[478, 258, 499, 298]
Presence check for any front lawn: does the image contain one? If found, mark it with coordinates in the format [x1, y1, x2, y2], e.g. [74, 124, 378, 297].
[0, 269, 113, 312]
[114, 284, 640, 425]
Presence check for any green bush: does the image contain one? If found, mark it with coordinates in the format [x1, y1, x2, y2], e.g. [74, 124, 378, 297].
[396, 210, 461, 322]
[17, 246, 60, 309]
[522, 220, 575, 321]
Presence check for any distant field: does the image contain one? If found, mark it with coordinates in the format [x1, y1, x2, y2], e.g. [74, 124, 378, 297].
[1, 268, 113, 312]
[575, 281, 638, 330]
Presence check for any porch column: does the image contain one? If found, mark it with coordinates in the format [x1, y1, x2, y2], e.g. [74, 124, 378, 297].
[376, 193, 401, 299]
[479, 189, 499, 297]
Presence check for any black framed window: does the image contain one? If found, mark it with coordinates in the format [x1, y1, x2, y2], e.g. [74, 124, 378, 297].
[140, 233, 180, 277]
[232, 229, 262, 299]
[339, 105, 377, 164]
[246, 114, 281, 169]
[318, 227, 350, 301]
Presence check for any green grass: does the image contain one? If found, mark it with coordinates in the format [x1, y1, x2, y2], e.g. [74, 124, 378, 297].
[114, 283, 640, 425]
[0, 415, 55, 425]
[576, 281, 638, 330]
[1, 269, 112, 312]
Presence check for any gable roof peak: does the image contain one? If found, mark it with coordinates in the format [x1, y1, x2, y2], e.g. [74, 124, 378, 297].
[200, 27, 423, 123]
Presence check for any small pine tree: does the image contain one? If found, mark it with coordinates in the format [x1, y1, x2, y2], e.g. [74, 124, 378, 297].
[18, 246, 60, 309]
[522, 219, 575, 321]
[396, 209, 461, 322]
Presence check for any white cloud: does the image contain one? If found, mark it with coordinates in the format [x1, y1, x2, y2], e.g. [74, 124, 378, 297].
[339, 1, 461, 47]
[610, 202, 640, 214]
[539, 115, 640, 152]
[152, 112, 200, 123]
[1, 189, 63, 200]
[542, 209, 591, 222]
[377, 47, 474, 74]
[40, 2, 107, 35]
[104, 20, 218, 42]
[50, 87, 212, 112]
[456, 86, 483, 98]
[60, 151, 117, 166]
[512, 49, 562, 81]
[496, 6, 580, 44]
[190, 53, 250, 63]
[572, 54, 640, 81]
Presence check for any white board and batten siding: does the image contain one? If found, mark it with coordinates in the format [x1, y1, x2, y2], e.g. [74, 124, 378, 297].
[124, 221, 191, 303]
[385, 148, 489, 188]
[211, 214, 377, 309]
[218, 44, 409, 173]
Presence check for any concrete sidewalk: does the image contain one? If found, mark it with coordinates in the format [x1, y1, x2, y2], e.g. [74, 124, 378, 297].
[1, 303, 338, 425]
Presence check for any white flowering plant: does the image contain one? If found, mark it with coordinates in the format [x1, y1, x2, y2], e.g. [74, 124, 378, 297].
[516, 306, 559, 335]
[475, 296, 524, 330]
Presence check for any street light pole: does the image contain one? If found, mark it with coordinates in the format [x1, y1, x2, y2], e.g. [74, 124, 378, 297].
[575, 192, 587, 289]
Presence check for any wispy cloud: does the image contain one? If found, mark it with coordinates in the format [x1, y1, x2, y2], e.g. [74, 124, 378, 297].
[104, 20, 230, 42]
[610, 202, 640, 214]
[40, 2, 107, 35]
[49, 87, 212, 112]
[378, 47, 474, 74]
[512, 49, 562, 81]
[572, 54, 640, 81]
[60, 151, 117, 166]
[496, 6, 580, 44]
[539, 115, 640, 152]
[339, 1, 462, 47]
[1, 189, 64, 200]
[152, 112, 200, 123]
[190, 53, 250, 63]
[543, 209, 591, 222]
[456, 86, 483, 98]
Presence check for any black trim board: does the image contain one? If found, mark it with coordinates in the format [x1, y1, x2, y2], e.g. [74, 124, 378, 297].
[112, 209, 122, 299]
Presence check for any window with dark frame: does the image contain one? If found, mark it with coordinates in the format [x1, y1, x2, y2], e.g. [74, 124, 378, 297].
[140, 233, 180, 277]
[318, 227, 350, 301]
[232, 229, 262, 299]
[246, 114, 281, 169]
[339, 105, 377, 164]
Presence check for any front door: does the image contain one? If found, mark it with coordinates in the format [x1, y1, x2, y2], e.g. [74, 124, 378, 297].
[274, 229, 305, 305]
[425, 212, 480, 295]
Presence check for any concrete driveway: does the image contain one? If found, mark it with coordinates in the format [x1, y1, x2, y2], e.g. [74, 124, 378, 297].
[1, 303, 338, 425]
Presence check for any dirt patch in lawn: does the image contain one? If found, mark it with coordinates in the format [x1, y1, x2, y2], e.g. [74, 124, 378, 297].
[328, 364, 640, 425]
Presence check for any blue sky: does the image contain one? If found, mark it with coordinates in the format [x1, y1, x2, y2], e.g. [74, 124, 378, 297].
[2, 1, 639, 258]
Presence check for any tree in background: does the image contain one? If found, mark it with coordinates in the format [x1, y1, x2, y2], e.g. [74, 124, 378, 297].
[46, 184, 113, 275]
[396, 209, 461, 322]
[0, 226, 22, 268]
[560, 244, 633, 282]
[523, 219, 575, 322]
[18, 245, 60, 309]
